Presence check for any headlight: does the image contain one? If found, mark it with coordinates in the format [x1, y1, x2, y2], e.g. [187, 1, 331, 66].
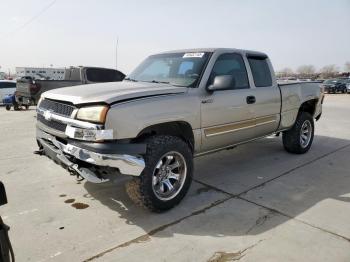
[76, 105, 109, 124]
[37, 97, 44, 106]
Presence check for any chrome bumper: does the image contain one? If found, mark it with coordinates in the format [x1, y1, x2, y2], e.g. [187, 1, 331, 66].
[36, 128, 145, 178]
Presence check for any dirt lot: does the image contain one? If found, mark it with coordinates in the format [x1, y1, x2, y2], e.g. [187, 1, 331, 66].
[1, 94, 350, 262]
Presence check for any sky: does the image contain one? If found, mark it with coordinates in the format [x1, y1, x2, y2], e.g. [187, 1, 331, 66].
[0, 0, 349, 75]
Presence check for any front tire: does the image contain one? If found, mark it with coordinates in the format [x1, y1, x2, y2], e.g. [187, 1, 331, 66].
[5, 105, 11, 111]
[282, 112, 314, 154]
[126, 135, 193, 212]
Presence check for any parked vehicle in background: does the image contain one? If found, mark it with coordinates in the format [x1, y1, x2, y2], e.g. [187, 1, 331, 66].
[0, 80, 16, 105]
[2, 94, 30, 111]
[2, 94, 17, 111]
[35, 48, 324, 212]
[322, 79, 347, 93]
[344, 79, 350, 94]
[15, 66, 125, 106]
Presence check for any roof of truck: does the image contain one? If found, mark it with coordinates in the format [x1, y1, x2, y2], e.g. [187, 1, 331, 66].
[158, 48, 267, 57]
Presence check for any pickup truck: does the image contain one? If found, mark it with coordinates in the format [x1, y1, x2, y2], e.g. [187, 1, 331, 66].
[16, 66, 125, 106]
[35, 48, 324, 212]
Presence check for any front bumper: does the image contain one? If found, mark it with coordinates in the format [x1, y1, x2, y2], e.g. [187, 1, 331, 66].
[36, 128, 146, 182]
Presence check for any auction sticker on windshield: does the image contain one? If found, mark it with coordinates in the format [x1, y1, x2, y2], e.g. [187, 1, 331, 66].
[183, 52, 205, 58]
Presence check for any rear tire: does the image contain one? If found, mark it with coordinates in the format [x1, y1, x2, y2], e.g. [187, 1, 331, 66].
[282, 112, 314, 154]
[5, 105, 11, 111]
[126, 135, 193, 212]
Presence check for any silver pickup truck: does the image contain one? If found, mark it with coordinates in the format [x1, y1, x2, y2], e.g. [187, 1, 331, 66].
[35, 48, 324, 212]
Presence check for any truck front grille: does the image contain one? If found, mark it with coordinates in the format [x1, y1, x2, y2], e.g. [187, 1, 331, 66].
[39, 99, 75, 117]
[37, 114, 67, 132]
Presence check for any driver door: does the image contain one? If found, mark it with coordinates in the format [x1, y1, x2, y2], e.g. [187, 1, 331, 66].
[200, 53, 256, 152]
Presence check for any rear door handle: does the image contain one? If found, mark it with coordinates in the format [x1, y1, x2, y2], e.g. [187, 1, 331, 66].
[246, 96, 256, 104]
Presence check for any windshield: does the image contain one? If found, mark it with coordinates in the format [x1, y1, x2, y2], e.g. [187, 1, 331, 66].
[126, 52, 211, 87]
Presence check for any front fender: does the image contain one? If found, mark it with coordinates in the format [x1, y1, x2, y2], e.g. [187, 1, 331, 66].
[105, 93, 200, 140]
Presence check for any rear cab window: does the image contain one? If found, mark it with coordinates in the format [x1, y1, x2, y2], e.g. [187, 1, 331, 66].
[247, 55, 272, 87]
[86, 68, 125, 82]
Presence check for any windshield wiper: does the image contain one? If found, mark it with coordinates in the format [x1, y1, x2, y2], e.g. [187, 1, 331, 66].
[124, 77, 138, 82]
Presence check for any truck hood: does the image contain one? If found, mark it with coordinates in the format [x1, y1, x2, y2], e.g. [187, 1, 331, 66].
[41, 81, 187, 105]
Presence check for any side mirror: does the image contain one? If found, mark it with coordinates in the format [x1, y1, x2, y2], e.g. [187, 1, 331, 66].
[0, 182, 7, 206]
[207, 75, 234, 92]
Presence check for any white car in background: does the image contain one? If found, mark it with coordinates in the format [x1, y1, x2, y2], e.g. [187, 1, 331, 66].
[0, 80, 16, 104]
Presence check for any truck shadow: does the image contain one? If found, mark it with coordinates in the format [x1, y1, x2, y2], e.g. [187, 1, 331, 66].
[84, 134, 350, 238]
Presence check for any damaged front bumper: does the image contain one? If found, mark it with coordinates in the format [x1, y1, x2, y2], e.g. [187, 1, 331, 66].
[36, 128, 146, 183]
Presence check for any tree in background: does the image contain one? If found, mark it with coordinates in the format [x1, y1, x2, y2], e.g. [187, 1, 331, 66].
[276, 67, 294, 78]
[345, 62, 350, 72]
[296, 65, 316, 78]
[320, 65, 338, 79]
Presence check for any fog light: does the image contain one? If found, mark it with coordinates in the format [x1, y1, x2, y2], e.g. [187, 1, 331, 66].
[65, 126, 113, 141]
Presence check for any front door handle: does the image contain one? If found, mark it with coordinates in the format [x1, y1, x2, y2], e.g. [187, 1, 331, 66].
[246, 96, 256, 104]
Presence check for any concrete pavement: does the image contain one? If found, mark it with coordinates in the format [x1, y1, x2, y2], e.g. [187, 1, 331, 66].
[0, 94, 349, 261]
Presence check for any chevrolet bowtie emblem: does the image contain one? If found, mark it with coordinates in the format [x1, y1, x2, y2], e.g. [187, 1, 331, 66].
[43, 110, 53, 121]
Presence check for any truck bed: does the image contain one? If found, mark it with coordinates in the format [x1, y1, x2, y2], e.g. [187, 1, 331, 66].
[278, 81, 323, 130]
[16, 79, 82, 105]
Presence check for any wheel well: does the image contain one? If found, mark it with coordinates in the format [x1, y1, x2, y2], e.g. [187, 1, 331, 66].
[135, 121, 195, 152]
[299, 99, 317, 116]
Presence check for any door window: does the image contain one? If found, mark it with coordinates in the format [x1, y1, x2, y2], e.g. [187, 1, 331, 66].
[209, 53, 249, 89]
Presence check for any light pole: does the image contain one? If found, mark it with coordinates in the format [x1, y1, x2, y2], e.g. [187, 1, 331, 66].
[116, 37, 119, 70]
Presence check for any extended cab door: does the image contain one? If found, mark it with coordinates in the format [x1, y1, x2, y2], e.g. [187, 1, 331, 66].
[200, 52, 256, 152]
[246, 55, 281, 137]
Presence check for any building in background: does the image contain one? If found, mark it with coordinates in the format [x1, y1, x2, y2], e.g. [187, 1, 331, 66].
[16, 67, 66, 80]
[0, 72, 6, 80]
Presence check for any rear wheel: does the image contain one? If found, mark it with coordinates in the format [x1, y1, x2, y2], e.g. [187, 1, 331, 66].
[126, 135, 193, 212]
[5, 105, 11, 111]
[282, 112, 314, 154]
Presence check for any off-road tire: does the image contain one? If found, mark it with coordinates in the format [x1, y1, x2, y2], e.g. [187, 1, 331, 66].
[282, 112, 314, 154]
[126, 135, 193, 212]
[5, 105, 11, 111]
